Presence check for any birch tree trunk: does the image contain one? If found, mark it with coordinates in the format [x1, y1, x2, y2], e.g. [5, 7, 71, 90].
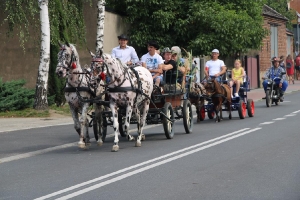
[33, 0, 50, 110]
[96, 0, 105, 54]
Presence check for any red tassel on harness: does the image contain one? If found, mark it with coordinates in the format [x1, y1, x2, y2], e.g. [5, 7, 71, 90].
[71, 62, 77, 69]
[99, 72, 106, 81]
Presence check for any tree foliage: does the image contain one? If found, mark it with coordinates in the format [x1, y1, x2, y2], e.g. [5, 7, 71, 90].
[2, 0, 89, 48]
[265, 0, 296, 30]
[2, 0, 91, 107]
[107, 0, 269, 56]
[0, 78, 35, 111]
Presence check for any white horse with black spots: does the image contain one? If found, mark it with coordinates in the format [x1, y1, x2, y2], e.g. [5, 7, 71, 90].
[90, 51, 153, 152]
[56, 43, 104, 148]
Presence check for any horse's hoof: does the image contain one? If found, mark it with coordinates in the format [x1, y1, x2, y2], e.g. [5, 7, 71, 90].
[111, 145, 119, 152]
[86, 142, 91, 147]
[97, 140, 103, 146]
[78, 141, 86, 149]
[197, 118, 201, 123]
[141, 134, 146, 141]
[135, 141, 142, 147]
[127, 135, 135, 141]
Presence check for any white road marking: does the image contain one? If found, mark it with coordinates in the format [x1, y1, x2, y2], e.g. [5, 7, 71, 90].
[293, 110, 300, 114]
[0, 115, 197, 164]
[34, 128, 251, 200]
[259, 121, 274, 125]
[273, 118, 286, 121]
[285, 114, 296, 117]
[38, 128, 261, 200]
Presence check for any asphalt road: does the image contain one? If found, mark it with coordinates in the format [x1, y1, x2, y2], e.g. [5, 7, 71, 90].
[1, 92, 300, 200]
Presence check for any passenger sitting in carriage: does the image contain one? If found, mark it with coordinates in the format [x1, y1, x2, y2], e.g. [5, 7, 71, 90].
[141, 41, 164, 87]
[204, 49, 227, 83]
[162, 47, 185, 82]
[228, 59, 245, 98]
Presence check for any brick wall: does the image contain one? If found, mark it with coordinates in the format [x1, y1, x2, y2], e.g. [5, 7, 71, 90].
[290, 0, 300, 14]
[260, 16, 288, 73]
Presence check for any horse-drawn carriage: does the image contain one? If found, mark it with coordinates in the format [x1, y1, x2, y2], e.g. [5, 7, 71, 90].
[93, 58, 193, 137]
[188, 71, 255, 122]
[60, 46, 194, 151]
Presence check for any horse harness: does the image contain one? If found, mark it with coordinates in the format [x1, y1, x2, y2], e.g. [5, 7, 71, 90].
[58, 45, 95, 98]
[207, 82, 229, 103]
[106, 65, 143, 105]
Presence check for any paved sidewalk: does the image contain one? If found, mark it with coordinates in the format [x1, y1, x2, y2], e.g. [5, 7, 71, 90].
[1, 80, 300, 133]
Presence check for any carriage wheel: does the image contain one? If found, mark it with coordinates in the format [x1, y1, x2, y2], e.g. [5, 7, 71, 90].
[247, 99, 255, 117]
[207, 109, 215, 119]
[183, 100, 193, 134]
[93, 114, 107, 142]
[118, 115, 127, 137]
[197, 105, 206, 121]
[162, 102, 175, 139]
[238, 100, 246, 119]
[266, 91, 272, 107]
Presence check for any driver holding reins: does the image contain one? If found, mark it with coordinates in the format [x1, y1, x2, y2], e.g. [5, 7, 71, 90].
[262, 57, 288, 102]
[204, 49, 227, 82]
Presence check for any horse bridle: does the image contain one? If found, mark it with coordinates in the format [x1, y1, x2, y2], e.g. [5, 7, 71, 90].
[58, 46, 77, 71]
[93, 56, 131, 88]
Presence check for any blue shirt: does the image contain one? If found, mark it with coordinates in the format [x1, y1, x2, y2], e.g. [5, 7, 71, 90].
[111, 45, 139, 64]
[264, 66, 286, 83]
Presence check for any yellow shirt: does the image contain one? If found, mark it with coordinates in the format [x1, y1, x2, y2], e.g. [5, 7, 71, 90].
[232, 67, 243, 82]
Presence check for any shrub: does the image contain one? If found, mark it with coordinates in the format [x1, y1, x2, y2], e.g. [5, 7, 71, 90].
[0, 78, 35, 111]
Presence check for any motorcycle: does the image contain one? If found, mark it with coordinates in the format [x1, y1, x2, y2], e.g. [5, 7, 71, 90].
[265, 72, 286, 107]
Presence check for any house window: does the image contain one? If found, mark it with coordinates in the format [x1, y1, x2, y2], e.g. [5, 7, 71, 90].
[270, 25, 278, 58]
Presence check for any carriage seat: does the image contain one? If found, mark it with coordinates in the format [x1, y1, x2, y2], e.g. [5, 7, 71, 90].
[162, 70, 183, 93]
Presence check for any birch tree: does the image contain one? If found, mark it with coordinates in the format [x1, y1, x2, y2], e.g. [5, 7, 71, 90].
[96, 0, 105, 54]
[2, 0, 90, 110]
[33, 0, 50, 109]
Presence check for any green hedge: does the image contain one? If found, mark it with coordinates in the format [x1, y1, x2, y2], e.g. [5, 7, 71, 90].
[0, 78, 35, 112]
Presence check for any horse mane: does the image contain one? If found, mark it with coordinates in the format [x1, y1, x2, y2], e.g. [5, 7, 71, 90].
[69, 43, 81, 68]
[213, 79, 223, 94]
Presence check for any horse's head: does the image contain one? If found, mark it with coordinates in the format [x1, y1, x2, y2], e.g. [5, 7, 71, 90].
[100, 52, 126, 85]
[204, 79, 216, 96]
[56, 43, 80, 78]
[87, 50, 107, 94]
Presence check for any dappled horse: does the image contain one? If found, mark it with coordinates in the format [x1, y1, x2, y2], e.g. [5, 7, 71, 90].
[93, 51, 153, 152]
[204, 78, 232, 122]
[189, 82, 206, 122]
[56, 43, 98, 148]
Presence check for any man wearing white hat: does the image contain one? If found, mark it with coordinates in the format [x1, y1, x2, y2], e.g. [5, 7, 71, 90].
[204, 49, 227, 82]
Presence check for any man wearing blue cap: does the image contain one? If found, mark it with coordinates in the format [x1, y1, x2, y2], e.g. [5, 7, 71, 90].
[204, 49, 227, 82]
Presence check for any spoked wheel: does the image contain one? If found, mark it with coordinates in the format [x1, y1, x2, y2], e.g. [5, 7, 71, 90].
[118, 115, 127, 137]
[266, 91, 272, 107]
[182, 100, 193, 134]
[162, 102, 175, 139]
[207, 108, 215, 119]
[197, 105, 206, 121]
[93, 113, 107, 142]
[247, 99, 255, 117]
[238, 100, 247, 119]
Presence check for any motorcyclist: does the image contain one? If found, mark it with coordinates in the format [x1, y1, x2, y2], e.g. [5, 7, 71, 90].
[262, 57, 288, 102]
